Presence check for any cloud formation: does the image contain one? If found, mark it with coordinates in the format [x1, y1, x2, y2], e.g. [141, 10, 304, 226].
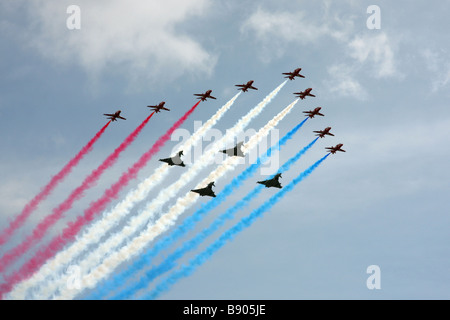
[421, 48, 450, 92]
[19, 0, 217, 84]
[348, 33, 399, 79]
[240, 5, 354, 61]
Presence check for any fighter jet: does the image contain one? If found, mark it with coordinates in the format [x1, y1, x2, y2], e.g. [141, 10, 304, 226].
[191, 182, 216, 197]
[220, 141, 245, 157]
[303, 107, 324, 119]
[235, 80, 258, 92]
[104, 110, 126, 121]
[294, 88, 316, 100]
[147, 102, 170, 113]
[326, 144, 346, 154]
[159, 150, 185, 167]
[194, 90, 217, 101]
[314, 127, 334, 138]
[257, 173, 283, 189]
[282, 68, 305, 80]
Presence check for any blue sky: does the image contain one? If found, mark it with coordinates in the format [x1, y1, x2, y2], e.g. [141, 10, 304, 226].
[0, 0, 449, 299]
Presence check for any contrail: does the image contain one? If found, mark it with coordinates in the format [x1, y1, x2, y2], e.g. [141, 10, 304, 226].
[91, 117, 310, 299]
[111, 137, 319, 300]
[0, 121, 111, 246]
[54, 84, 290, 300]
[0, 113, 155, 275]
[9, 93, 240, 300]
[143, 153, 331, 300]
[0, 102, 200, 298]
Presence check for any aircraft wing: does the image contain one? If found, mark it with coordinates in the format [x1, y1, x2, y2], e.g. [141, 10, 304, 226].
[249, 86, 258, 90]
[317, 112, 325, 116]
[117, 116, 126, 120]
[210, 95, 217, 99]
[103, 113, 115, 117]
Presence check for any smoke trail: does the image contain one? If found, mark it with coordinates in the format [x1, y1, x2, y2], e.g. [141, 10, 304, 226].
[8, 93, 241, 300]
[143, 153, 330, 300]
[91, 116, 310, 299]
[0, 102, 199, 298]
[0, 121, 111, 246]
[54, 86, 289, 300]
[113, 137, 319, 300]
[0, 114, 154, 274]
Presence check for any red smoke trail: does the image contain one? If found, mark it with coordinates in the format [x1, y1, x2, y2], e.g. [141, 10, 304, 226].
[0, 121, 111, 247]
[0, 113, 154, 275]
[0, 101, 200, 298]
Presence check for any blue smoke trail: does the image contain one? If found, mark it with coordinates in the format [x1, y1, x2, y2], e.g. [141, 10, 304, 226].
[142, 153, 330, 300]
[87, 117, 309, 300]
[112, 137, 319, 299]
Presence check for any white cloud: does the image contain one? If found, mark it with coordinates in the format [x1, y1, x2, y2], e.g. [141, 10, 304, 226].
[325, 32, 402, 99]
[242, 9, 328, 43]
[20, 0, 217, 85]
[348, 33, 399, 79]
[421, 48, 450, 92]
[325, 64, 368, 100]
[241, 5, 402, 100]
[240, 6, 354, 62]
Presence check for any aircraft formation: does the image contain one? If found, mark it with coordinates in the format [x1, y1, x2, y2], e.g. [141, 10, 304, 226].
[102, 67, 345, 198]
[0, 66, 348, 301]
[102, 68, 344, 198]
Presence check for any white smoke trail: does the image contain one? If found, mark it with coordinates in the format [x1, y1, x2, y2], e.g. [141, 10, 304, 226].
[55, 96, 296, 300]
[7, 93, 241, 300]
[24, 82, 285, 300]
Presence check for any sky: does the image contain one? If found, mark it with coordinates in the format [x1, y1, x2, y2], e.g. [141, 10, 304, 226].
[0, 0, 449, 300]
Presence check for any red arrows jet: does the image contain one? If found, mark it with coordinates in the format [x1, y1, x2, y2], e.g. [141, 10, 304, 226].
[294, 88, 316, 100]
[326, 144, 346, 154]
[194, 90, 217, 101]
[282, 68, 305, 80]
[314, 127, 334, 138]
[147, 101, 170, 113]
[303, 107, 324, 118]
[103, 110, 126, 121]
[235, 80, 258, 92]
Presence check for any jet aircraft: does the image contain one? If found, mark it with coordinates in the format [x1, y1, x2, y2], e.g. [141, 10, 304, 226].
[282, 68, 305, 80]
[314, 127, 334, 138]
[191, 182, 216, 197]
[147, 102, 170, 113]
[194, 90, 216, 101]
[257, 173, 283, 189]
[294, 88, 316, 100]
[159, 150, 185, 167]
[235, 80, 258, 92]
[220, 141, 245, 157]
[104, 110, 126, 121]
[326, 144, 346, 154]
[303, 107, 324, 119]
